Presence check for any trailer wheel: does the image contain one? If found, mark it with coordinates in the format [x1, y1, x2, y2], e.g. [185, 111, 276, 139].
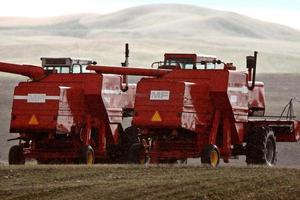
[246, 126, 277, 166]
[107, 144, 123, 163]
[128, 143, 145, 164]
[201, 144, 220, 167]
[80, 145, 95, 165]
[8, 145, 25, 165]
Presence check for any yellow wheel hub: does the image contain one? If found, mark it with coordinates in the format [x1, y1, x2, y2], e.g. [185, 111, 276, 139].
[210, 150, 219, 167]
[139, 156, 146, 164]
[87, 151, 94, 165]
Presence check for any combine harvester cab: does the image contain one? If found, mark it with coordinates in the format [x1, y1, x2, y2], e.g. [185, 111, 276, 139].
[91, 52, 299, 167]
[2, 45, 137, 165]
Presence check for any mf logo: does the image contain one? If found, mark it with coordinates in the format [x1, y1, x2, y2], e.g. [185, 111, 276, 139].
[150, 90, 170, 100]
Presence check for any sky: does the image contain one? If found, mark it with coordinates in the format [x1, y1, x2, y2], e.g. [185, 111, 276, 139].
[0, 0, 299, 30]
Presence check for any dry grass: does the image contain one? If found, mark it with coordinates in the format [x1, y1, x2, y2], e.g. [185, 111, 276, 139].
[0, 165, 299, 200]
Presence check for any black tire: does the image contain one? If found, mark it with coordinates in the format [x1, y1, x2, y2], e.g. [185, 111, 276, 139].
[80, 145, 95, 165]
[128, 143, 145, 164]
[123, 126, 139, 145]
[107, 144, 123, 163]
[105, 125, 140, 163]
[246, 126, 277, 166]
[201, 144, 220, 167]
[8, 145, 25, 165]
[118, 126, 139, 161]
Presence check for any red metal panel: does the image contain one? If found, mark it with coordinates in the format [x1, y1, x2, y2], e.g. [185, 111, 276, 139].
[11, 85, 60, 132]
[133, 79, 184, 128]
[220, 116, 232, 162]
[227, 71, 249, 122]
[248, 82, 265, 114]
[208, 111, 221, 145]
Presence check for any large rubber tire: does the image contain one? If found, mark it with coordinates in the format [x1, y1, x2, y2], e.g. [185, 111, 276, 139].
[8, 145, 25, 165]
[118, 126, 139, 162]
[246, 126, 277, 166]
[105, 125, 140, 163]
[80, 145, 95, 165]
[107, 144, 123, 163]
[128, 143, 145, 164]
[201, 144, 220, 167]
[123, 126, 139, 146]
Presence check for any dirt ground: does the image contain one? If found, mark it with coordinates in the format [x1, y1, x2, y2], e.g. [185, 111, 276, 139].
[0, 165, 299, 200]
[0, 73, 299, 167]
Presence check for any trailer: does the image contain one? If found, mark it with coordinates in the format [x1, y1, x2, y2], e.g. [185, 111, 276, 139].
[2, 45, 138, 164]
[89, 52, 299, 167]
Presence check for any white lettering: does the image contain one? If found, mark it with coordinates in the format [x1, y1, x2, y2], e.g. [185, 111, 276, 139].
[150, 90, 170, 100]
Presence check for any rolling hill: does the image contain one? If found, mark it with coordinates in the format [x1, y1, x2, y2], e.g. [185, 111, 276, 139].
[0, 4, 299, 72]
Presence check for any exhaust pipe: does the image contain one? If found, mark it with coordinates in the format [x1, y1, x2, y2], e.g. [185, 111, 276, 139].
[121, 43, 129, 92]
[246, 51, 258, 90]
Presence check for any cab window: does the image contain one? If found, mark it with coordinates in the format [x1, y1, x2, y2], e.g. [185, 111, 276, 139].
[72, 64, 82, 73]
[82, 65, 91, 73]
[61, 67, 70, 73]
[196, 62, 216, 69]
[182, 63, 195, 69]
[165, 58, 196, 69]
[44, 66, 70, 73]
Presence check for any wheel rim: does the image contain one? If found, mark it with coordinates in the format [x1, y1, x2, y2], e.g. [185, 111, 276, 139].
[266, 139, 275, 165]
[210, 150, 219, 167]
[87, 151, 94, 165]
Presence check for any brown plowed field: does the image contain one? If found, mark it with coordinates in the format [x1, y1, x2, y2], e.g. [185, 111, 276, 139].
[0, 165, 299, 200]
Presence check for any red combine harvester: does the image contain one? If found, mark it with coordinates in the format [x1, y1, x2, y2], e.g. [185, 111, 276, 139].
[2, 44, 138, 164]
[89, 52, 300, 167]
